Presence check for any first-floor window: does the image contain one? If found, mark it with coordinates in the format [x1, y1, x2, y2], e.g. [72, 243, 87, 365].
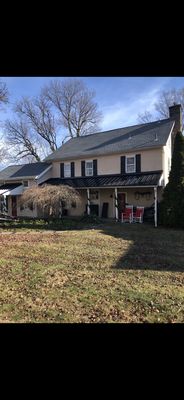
[86, 161, 93, 176]
[126, 156, 135, 173]
[23, 181, 29, 187]
[64, 163, 71, 177]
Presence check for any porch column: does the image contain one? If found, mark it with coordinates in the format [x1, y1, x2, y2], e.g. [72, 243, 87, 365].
[154, 186, 157, 228]
[115, 188, 118, 221]
[87, 188, 90, 215]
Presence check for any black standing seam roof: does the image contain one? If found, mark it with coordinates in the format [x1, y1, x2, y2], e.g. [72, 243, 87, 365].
[42, 171, 162, 188]
[0, 183, 22, 190]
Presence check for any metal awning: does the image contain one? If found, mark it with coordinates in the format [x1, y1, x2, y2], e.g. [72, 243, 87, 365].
[42, 171, 163, 188]
[0, 183, 23, 196]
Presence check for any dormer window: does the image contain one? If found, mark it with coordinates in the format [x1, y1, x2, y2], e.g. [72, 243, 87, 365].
[126, 156, 136, 173]
[85, 161, 93, 176]
[64, 163, 71, 177]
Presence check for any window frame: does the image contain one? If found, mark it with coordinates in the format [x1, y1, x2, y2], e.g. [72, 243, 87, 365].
[64, 163, 71, 178]
[126, 155, 136, 173]
[23, 180, 29, 187]
[85, 160, 93, 176]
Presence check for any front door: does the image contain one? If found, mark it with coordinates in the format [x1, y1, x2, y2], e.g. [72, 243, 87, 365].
[117, 193, 126, 219]
[11, 196, 17, 217]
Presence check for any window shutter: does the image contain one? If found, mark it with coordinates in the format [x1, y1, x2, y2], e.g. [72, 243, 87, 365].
[136, 154, 141, 173]
[121, 156, 126, 174]
[81, 161, 85, 176]
[71, 162, 75, 177]
[60, 163, 64, 178]
[93, 159, 98, 176]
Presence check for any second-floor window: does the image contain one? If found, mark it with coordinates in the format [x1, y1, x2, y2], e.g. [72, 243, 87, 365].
[64, 163, 71, 177]
[85, 161, 93, 176]
[126, 156, 135, 173]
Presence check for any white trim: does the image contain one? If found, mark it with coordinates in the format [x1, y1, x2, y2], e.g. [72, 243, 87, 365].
[126, 155, 136, 173]
[64, 162, 71, 178]
[85, 160, 93, 176]
[35, 165, 52, 180]
[77, 185, 159, 189]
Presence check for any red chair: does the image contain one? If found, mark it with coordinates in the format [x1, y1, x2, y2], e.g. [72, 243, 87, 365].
[133, 206, 144, 223]
[121, 206, 133, 223]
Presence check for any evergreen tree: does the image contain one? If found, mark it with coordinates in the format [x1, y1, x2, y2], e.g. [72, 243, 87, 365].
[161, 131, 184, 228]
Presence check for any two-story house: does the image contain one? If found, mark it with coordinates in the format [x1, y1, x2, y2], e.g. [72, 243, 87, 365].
[0, 104, 182, 225]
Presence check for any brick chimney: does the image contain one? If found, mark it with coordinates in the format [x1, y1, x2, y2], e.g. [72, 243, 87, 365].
[169, 104, 182, 151]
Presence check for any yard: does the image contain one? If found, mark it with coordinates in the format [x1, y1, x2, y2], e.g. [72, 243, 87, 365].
[0, 220, 184, 323]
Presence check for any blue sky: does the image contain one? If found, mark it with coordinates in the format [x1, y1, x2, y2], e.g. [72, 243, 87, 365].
[1, 76, 184, 131]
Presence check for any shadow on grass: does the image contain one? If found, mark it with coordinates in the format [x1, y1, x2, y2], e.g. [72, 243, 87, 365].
[100, 223, 184, 273]
[1, 218, 184, 272]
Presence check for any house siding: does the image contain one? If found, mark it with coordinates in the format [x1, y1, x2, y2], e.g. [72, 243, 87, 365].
[162, 132, 172, 186]
[51, 148, 163, 178]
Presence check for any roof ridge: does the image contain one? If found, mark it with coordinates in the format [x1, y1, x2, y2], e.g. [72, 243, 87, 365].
[65, 117, 172, 140]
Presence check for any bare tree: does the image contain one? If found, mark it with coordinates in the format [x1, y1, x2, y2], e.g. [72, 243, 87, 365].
[20, 184, 81, 218]
[3, 79, 102, 163]
[4, 119, 41, 162]
[15, 95, 58, 152]
[0, 81, 8, 105]
[137, 110, 154, 124]
[137, 88, 184, 125]
[42, 79, 102, 139]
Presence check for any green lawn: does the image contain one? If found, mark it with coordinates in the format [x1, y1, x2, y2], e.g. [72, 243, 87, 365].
[0, 221, 184, 323]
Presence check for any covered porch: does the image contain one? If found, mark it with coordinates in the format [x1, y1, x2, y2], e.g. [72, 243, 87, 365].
[44, 171, 163, 227]
[71, 186, 161, 227]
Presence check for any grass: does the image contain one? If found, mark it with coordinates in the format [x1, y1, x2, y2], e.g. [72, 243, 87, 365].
[0, 220, 184, 323]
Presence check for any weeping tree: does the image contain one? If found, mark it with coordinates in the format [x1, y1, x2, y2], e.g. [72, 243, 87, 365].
[20, 184, 81, 219]
[159, 131, 184, 228]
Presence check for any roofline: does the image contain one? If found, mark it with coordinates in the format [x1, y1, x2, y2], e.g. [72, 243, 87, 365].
[44, 118, 174, 162]
[61, 117, 173, 140]
[35, 164, 52, 180]
[0, 176, 36, 181]
[45, 145, 167, 162]
[67, 185, 160, 189]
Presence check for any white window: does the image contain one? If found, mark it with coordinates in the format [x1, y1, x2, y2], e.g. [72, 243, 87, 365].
[85, 161, 93, 176]
[64, 163, 71, 177]
[126, 156, 135, 173]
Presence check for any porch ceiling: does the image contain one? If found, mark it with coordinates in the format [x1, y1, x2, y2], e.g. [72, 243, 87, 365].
[42, 171, 162, 189]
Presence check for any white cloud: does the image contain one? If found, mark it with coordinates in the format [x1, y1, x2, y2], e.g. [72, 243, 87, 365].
[100, 86, 164, 131]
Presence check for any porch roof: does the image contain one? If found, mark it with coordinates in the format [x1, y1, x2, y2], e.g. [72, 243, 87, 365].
[0, 183, 23, 195]
[42, 171, 162, 188]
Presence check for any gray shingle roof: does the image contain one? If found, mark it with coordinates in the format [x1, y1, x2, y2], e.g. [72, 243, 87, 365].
[44, 118, 174, 161]
[43, 171, 162, 188]
[0, 162, 50, 181]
